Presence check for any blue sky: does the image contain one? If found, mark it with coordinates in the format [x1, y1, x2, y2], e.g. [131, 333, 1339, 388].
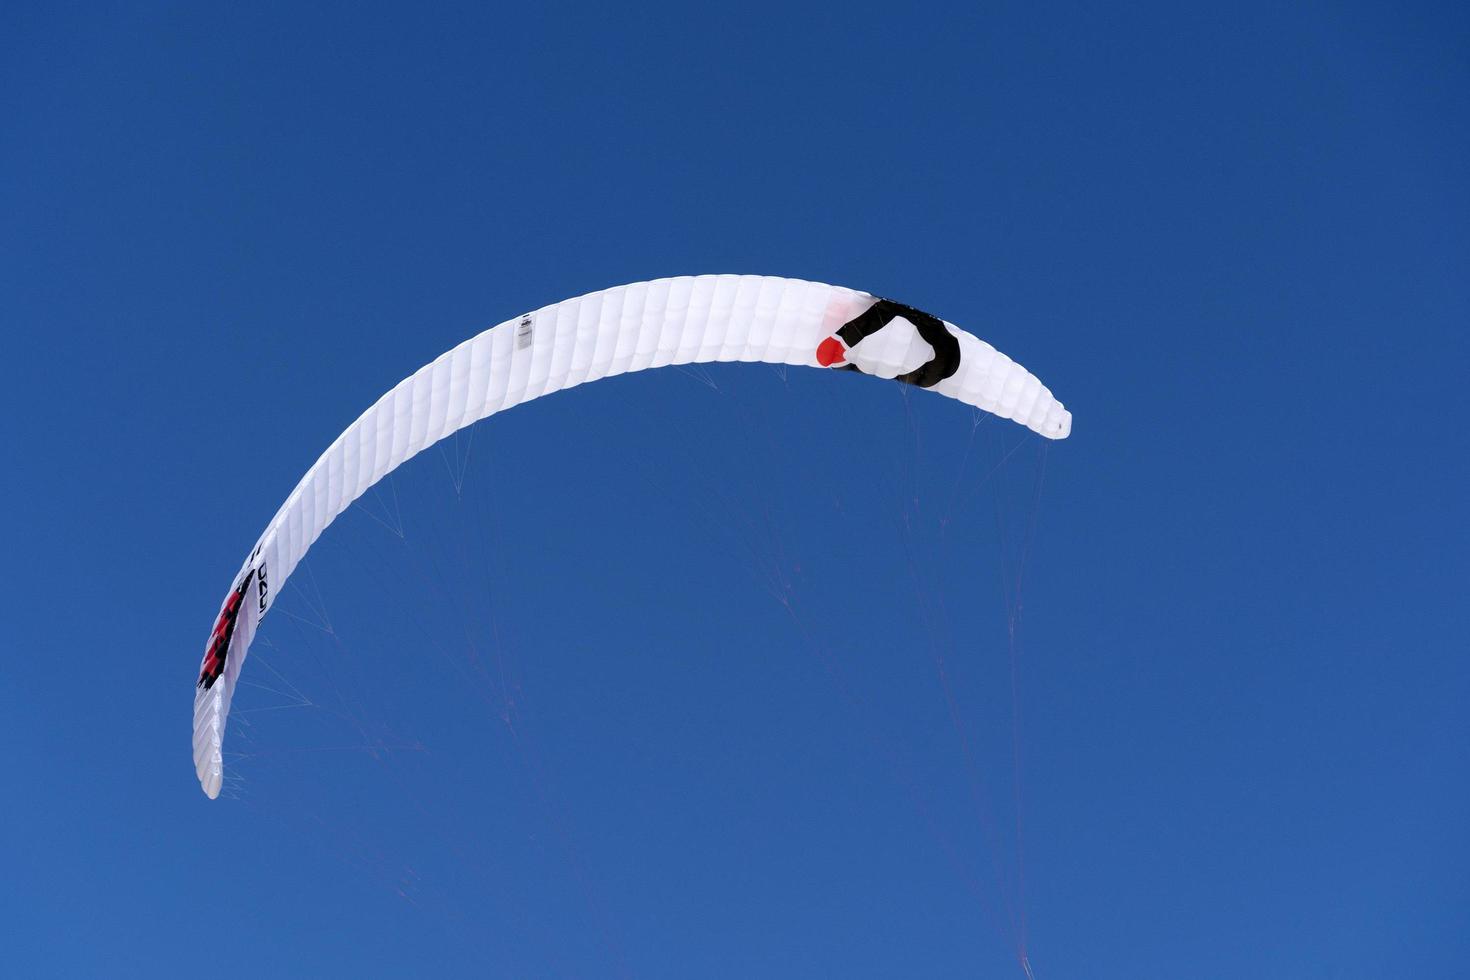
[3, 2, 1467, 977]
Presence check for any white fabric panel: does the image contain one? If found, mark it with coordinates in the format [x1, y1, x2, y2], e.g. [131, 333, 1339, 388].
[193, 274, 1070, 798]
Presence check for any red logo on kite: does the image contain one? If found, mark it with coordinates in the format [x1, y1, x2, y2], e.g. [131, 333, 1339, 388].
[197, 570, 255, 690]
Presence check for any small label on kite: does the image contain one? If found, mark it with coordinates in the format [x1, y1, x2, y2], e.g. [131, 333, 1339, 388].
[516, 314, 534, 350]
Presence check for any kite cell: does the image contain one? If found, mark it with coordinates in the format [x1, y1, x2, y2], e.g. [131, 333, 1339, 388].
[193, 274, 1071, 797]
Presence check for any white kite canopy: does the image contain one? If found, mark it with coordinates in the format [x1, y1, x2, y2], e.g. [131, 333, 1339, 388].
[193, 274, 1071, 798]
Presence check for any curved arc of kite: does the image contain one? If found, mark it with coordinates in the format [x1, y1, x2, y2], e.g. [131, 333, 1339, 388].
[193, 273, 1071, 798]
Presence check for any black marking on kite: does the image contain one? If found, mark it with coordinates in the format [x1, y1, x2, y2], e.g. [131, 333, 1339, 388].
[837, 299, 961, 389]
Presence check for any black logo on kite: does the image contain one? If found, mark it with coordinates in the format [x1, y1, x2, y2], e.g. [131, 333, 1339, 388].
[197, 569, 256, 690]
[816, 298, 961, 389]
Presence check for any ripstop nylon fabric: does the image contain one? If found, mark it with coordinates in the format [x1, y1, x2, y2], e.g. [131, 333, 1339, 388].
[193, 274, 1070, 797]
